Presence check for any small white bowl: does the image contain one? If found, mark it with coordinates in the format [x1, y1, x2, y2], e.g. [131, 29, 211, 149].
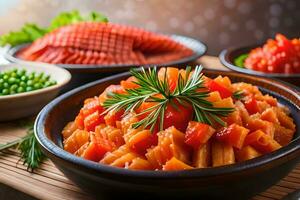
[0, 62, 71, 121]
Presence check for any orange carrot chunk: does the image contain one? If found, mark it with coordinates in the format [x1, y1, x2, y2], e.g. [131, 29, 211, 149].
[184, 121, 215, 149]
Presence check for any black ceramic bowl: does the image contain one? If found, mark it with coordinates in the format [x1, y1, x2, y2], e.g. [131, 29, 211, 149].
[5, 35, 206, 91]
[219, 45, 300, 86]
[35, 70, 300, 200]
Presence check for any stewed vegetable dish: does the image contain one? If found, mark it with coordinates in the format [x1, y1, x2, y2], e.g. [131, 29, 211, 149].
[62, 66, 296, 170]
[245, 34, 300, 73]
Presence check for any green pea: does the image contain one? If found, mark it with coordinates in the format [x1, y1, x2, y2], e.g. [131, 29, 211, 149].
[44, 81, 51, 87]
[8, 77, 16, 84]
[10, 84, 18, 91]
[34, 83, 42, 89]
[11, 72, 17, 78]
[20, 75, 27, 81]
[29, 72, 36, 77]
[9, 90, 16, 95]
[28, 74, 35, 80]
[26, 86, 33, 92]
[3, 82, 9, 89]
[17, 70, 25, 77]
[20, 81, 26, 87]
[17, 87, 25, 93]
[0, 79, 3, 84]
[33, 77, 40, 83]
[27, 80, 33, 86]
[44, 75, 50, 81]
[3, 75, 8, 80]
[20, 69, 26, 74]
[2, 89, 9, 95]
[38, 72, 44, 78]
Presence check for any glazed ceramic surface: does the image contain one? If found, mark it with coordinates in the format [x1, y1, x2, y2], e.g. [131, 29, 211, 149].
[35, 69, 300, 199]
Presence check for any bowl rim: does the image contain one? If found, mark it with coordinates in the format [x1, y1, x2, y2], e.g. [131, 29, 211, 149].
[0, 62, 71, 100]
[35, 69, 300, 179]
[5, 35, 207, 71]
[219, 45, 300, 78]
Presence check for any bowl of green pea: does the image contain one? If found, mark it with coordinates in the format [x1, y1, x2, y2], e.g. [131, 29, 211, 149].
[0, 62, 71, 121]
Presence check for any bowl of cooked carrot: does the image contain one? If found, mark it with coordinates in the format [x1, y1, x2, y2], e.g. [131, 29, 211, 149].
[34, 65, 300, 199]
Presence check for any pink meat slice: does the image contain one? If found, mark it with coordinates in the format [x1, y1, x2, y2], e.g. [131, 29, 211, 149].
[17, 22, 193, 65]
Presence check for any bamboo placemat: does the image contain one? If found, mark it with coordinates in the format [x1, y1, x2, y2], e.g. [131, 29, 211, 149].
[0, 56, 299, 200]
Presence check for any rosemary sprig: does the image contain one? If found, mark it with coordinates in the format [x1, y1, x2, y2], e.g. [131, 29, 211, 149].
[0, 124, 46, 171]
[103, 65, 235, 132]
[233, 90, 245, 100]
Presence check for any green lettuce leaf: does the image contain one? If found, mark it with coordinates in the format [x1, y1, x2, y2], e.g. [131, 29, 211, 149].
[0, 10, 108, 47]
[233, 53, 248, 68]
[0, 23, 46, 46]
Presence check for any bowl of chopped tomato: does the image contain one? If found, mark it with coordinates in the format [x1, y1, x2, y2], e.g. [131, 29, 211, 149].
[35, 66, 300, 199]
[219, 34, 300, 86]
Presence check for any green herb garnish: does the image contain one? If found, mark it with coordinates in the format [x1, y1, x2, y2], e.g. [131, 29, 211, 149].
[0, 124, 46, 171]
[0, 24, 46, 46]
[103, 66, 234, 132]
[233, 90, 245, 100]
[0, 10, 108, 47]
[234, 53, 248, 68]
[48, 10, 108, 32]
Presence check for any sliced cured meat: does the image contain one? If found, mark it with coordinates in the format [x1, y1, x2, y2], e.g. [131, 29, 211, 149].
[17, 22, 193, 65]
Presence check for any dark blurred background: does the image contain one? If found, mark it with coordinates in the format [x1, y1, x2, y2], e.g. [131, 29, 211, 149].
[0, 0, 299, 55]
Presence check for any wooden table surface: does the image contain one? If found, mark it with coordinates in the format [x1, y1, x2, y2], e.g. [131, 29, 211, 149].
[0, 56, 299, 200]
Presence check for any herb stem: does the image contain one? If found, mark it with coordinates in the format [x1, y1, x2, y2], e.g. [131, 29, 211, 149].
[0, 135, 30, 151]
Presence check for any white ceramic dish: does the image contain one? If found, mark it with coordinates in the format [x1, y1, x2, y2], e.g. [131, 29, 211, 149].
[0, 62, 71, 121]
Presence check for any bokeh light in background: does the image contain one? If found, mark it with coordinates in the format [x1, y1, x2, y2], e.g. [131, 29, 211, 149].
[0, 0, 299, 55]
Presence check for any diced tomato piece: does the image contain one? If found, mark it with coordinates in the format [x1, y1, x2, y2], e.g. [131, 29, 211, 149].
[84, 111, 104, 132]
[206, 80, 232, 99]
[163, 100, 193, 132]
[215, 123, 249, 149]
[104, 110, 124, 127]
[120, 76, 139, 90]
[136, 101, 158, 120]
[99, 85, 126, 104]
[158, 67, 179, 92]
[81, 97, 105, 118]
[136, 99, 193, 133]
[185, 122, 215, 149]
[244, 130, 281, 153]
[244, 95, 259, 115]
[75, 113, 84, 129]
